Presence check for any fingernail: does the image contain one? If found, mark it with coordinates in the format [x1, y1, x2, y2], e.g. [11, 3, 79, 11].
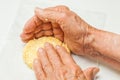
[93, 68, 99, 75]
[39, 48, 43, 52]
[56, 45, 60, 49]
[45, 42, 50, 47]
[34, 59, 38, 64]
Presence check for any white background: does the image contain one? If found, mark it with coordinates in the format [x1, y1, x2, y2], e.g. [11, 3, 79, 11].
[0, 0, 120, 80]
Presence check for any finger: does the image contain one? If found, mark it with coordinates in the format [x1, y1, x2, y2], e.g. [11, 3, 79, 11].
[38, 48, 53, 74]
[34, 25, 43, 34]
[84, 67, 99, 80]
[43, 5, 69, 31]
[35, 8, 65, 24]
[34, 15, 43, 26]
[42, 22, 52, 30]
[23, 16, 42, 33]
[44, 5, 69, 12]
[53, 28, 63, 35]
[51, 23, 60, 28]
[33, 59, 46, 80]
[35, 31, 44, 39]
[44, 30, 53, 36]
[54, 35, 64, 42]
[20, 32, 34, 42]
[56, 45, 75, 65]
[23, 16, 36, 33]
[54, 5, 69, 11]
[35, 30, 53, 39]
[44, 43, 63, 68]
[52, 23, 64, 41]
[21, 37, 34, 43]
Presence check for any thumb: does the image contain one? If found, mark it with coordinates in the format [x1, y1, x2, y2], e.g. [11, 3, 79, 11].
[35, 7, 65, 24]
[83, 67, 99, 80]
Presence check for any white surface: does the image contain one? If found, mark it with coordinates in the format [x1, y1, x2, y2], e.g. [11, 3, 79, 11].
[0, 0, 120, 80]
[0, 0, 21, 52]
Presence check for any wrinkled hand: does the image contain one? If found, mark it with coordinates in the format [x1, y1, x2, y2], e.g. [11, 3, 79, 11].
[33, 43, 99, 80]
[20, 6, 65, 42]
[20, 15, 64, 42]
[20, 5, 92, 55]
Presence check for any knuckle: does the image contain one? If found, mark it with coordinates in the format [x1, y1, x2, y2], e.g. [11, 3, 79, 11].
[57, 67, 67, 74]
[34, 15, 43, 26]
[61, 12, 68, 19]
[34, 25, 42, 33]
[42, 23, 52, 30]
[24, 17, 37, 33]
[72, 66, 83, 77]
[20, 33, 34, 40]
[72, 65, 81, 72]
[43, 63, 52, 72]
[56, 5, 69, 11]
[57, 12, 68, 24]
[53, 28, 62, 35]
[44, 30, 53, 36]
[61, 5, 69, 10]
[35, 31, 44, 38]
[57, 11, 74, 25]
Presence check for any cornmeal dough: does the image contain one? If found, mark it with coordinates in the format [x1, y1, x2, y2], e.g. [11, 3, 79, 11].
[23, 37, 70, 69]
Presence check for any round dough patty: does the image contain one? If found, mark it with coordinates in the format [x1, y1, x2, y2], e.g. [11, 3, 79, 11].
[23, 37, 70, 69]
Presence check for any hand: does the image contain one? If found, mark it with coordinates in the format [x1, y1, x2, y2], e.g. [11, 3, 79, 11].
[20, 15, 64, 42]
[20, 5, 93, 55]
[33, 43, 99, 80]
[20, 5, 120, 71]
[20, 6, 66, 42]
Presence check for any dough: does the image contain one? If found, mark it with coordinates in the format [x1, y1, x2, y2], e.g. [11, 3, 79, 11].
[23, 37, 70, 69]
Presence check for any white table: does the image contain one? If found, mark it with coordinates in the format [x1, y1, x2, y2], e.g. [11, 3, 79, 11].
[0, 0, 21, 51]
[0, 0, 120, 80]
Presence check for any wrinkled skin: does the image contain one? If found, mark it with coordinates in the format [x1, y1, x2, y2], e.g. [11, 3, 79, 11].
[33, 43, 99, 80]
[20, 5, 91, 55]
[20, 6, 120, 79]
[21, 6, 99, 80]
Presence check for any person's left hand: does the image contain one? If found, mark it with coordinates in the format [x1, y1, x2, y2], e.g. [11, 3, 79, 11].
[33, 43, 99, 80]
[20, 6, 66, 42]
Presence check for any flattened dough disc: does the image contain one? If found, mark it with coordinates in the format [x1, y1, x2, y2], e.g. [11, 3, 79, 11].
[23, 37, 70, 69]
